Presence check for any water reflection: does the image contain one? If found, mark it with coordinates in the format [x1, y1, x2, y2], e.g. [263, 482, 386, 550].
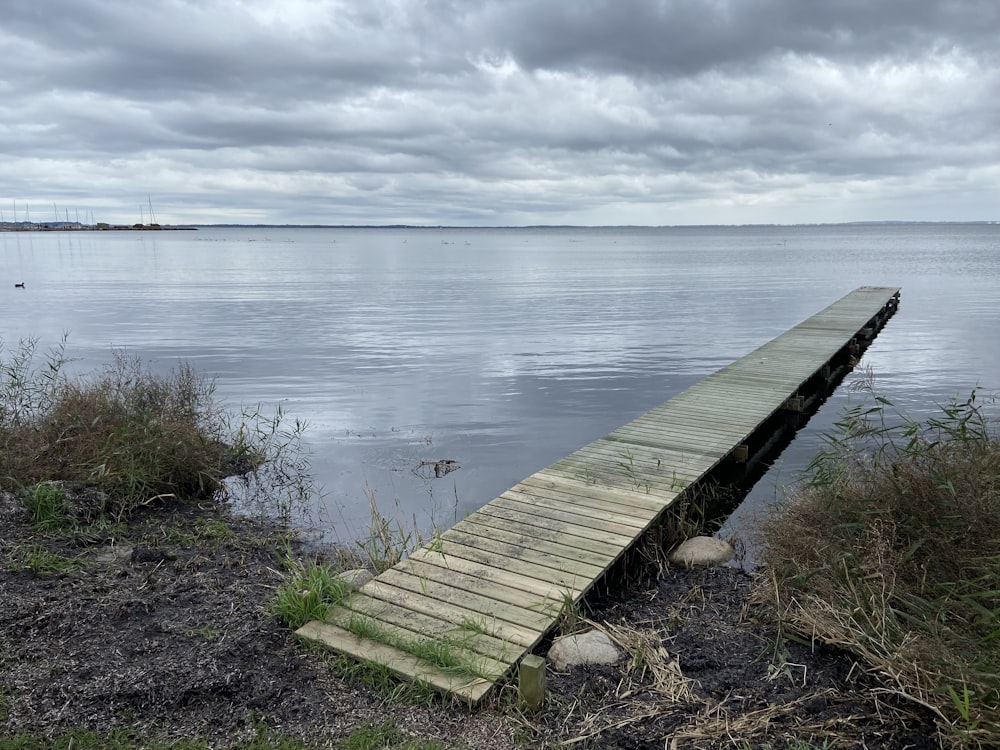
[2, 224, 998, 546]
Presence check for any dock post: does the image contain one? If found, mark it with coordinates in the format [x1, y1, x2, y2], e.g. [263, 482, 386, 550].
[519, 655, 546, 711]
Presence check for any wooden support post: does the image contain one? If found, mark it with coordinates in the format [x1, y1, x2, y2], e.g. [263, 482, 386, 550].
[820, 364, 832, 380]
[519, 655, 546, 711]
[731, 444, 749, 464]
[783, 395, 804, 412]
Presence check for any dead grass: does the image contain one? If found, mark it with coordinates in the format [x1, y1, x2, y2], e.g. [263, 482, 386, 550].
[0, 337, 309, 524]
[756, 378, 1000, 748]
[0, 340, 230, 520]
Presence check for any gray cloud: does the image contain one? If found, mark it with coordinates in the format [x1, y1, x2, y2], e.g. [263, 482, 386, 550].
[1, 0, 998, 225]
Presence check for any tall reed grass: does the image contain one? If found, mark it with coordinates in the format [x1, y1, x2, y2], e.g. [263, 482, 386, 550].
[758, 376, 1000, 748]
[0, 336, 311, 523]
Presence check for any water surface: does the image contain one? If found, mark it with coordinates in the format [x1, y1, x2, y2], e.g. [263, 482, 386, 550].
[3, 224, 998, 547]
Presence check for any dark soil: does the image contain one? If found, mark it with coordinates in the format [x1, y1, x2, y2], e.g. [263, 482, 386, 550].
[0, 491, 940, 749]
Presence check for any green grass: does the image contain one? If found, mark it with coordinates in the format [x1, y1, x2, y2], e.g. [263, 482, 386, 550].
[0, 724, 450, 750]
[0, 727, 316, 749]
[11, 544, 84, 576]
[355, 487, 425, 573]
[758, 383, 1000, 747]
[19, 481, 74, 531]
[335, 720, 447, 749]
[270, 557, 352, 629]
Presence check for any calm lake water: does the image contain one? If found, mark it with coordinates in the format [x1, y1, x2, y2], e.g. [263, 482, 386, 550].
[3, 224, 998, 550]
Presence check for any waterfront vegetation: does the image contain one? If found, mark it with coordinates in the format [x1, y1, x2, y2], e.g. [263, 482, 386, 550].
[3, 336, 997, 747]
[0, 336, 308, 525]
[759, 380, 1000, 747]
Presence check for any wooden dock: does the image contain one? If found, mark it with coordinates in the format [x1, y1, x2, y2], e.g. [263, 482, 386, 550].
[298, 286, 901, 703]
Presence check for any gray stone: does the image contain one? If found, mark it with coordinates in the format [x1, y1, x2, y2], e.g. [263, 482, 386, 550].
[548, 629, 621, 670]
[336, 568, 374, 590]
[94, 545, 134, 566]
[670, 536, 735, 567]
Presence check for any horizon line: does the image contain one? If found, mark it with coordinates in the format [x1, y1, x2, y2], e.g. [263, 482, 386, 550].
[188, 219, 999, 229]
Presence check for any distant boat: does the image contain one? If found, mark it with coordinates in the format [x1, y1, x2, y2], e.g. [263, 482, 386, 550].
[14, 282, 25, 288]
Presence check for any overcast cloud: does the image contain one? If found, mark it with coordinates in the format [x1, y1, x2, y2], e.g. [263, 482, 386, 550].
[2, 0, 998, 225]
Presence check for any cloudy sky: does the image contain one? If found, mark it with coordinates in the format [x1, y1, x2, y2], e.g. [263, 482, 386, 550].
[2, 0, 998, 226]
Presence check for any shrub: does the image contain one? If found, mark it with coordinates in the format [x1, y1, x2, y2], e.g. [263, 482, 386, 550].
[1, 337, 309, 524]
[758, 383, 1000, 747]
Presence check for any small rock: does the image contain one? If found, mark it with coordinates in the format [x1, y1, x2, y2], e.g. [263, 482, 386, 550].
[336, 568, 374, 590]
[94, 545, 134, 566]
[670, 536, 734, 567]
[548, 629, 621, 670]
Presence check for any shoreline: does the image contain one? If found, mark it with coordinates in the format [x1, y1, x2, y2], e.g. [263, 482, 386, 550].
[0, 225, 197, 232]
[0, 490, 939, 749]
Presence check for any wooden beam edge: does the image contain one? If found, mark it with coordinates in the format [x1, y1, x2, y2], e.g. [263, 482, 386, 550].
[296, 619, 496, 704]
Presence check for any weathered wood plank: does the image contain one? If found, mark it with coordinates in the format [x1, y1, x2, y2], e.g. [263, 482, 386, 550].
[296, 620, 495, 703]
[494, 490, 652, 531]
[323, 606, 513, 681]
[513, 474, 674, 514]
[504, 483, 664, 520]
[425, 534, 606, 583]
[361, 579, 542, 647]
[336, 591, 523, 663]
[378, 567, 563, 625]
[473, 501, 639, 546]
[452, 515, 623, 563]
[405, 546, 588, 599]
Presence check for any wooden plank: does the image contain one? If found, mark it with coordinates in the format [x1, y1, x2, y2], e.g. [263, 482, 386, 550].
[494, 490, 652, 531]
[513, 474, 675, 514]
[593, 437, 728, 468]
[428, 533, 607, 582]
[391, 557, 567, 612]
[529, 470, 680, 507]
[362, 579, 541, 647]
[405, 546, 589, 599]
[324, 605, 513, 681]
[563, 444, 716, 476]
[336, 591, 523, 663]
[452, 515, 623, 564]
[505, 481, 666, 518]
[473, 501, 639, 547]
[377, 567, 563, 627]
[296, 620, 495, 703]
[537, 463, 696, 496]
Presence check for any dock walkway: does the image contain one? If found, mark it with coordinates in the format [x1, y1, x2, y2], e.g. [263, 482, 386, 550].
[298, 286, 901, 703]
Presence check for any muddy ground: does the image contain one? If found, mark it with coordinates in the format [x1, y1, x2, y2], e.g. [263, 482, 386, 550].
[0, 492, 939, 749]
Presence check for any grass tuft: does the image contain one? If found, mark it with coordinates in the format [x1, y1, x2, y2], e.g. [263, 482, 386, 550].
[355, 486, 425, 573]
[19, 481, 74, 531]
[11, 544, 85, 576]
[270, 557, 352, 629]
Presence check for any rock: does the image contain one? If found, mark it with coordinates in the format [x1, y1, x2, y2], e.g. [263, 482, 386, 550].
[548, 629, 621, 670]
[670, 536, 735, 567]
[94, 545, 134, 566]
[336, 568, 374, 590]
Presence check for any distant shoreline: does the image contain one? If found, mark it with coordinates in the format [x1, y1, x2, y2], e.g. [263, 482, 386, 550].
[0, 224, 197, 232]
